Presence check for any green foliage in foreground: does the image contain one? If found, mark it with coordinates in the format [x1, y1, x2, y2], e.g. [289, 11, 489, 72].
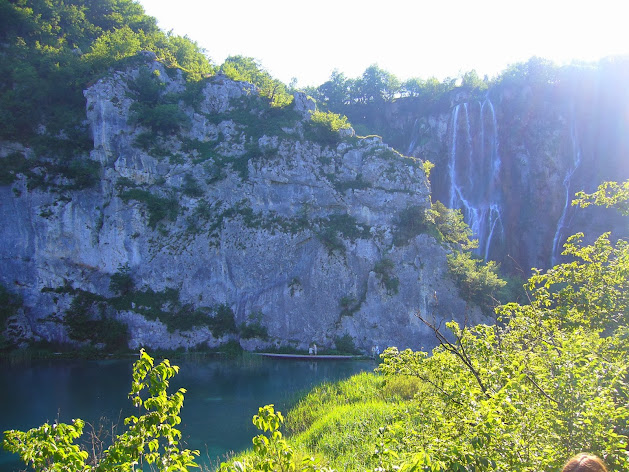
[3, 349, 199, 471]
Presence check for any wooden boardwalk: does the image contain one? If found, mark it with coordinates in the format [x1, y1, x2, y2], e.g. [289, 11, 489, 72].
[254, 353, 369, 360]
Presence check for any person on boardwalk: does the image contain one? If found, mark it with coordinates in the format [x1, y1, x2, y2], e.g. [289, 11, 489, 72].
[561, 453, 607, 472]
[313, 343, 317, 355]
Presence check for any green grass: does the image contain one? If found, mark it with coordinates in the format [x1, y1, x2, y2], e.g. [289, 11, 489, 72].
[280, 371, 433, 470]
[291, 401, 400, 470]
[285, 372, 384, 435]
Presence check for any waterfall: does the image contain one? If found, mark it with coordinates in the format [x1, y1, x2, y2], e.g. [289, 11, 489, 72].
[448, 104, 461, 210]
[447, 98, 504, 260]
[407, 118, 420, 155]
[551, 113, 582, 266]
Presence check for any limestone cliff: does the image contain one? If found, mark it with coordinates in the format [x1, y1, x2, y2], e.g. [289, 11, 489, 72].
[0, 56, 480, 352]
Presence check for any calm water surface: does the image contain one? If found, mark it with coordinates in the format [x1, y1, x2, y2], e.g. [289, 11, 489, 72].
[0, 355, 373, 471]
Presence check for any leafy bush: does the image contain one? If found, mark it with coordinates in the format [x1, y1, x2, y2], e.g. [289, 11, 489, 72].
[315, 213, 371, 255]
[208, 304, 237, 338]
[427, 200, 478, 250]
[447, 251, 505, 312]
[64, 290, 129, 350]
[392, 205, 431, 246]
[130, 102, 190, 135]
[3, 350, 199, 470]
[0, 285, 22, 347]
[109, 264, 134, 295]
[339, 295, 361, 317]
[240, 312, 269, 340]
[220, 56, 293, 108]
[0, 152, 30, 186]
[373, 258, 400, 295]
[119, 188, 179, 229]
[309, 110, 351, 132]
[304, 110, 351, 146]
[181, 173, 203, 197]
[333, 333, 359, 355]
[58, 159, 102, 190]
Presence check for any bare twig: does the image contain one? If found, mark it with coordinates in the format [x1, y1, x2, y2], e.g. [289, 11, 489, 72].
[416, 311, 492, 399]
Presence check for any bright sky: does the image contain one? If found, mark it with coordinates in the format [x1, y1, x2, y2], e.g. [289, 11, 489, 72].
[136, 0, 629, 88]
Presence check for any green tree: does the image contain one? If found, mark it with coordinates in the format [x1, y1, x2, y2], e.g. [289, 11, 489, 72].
[446, 251, 505, 311]
[221, 56, 293, 107]
[573, 180, 629, 215]
[427, 200, 478, 251]
[460, 69, 488, 91]
[355, 64, 400, 104]
[315, 69, 350, 108]
[377, 180, 629, 471]
[3, 350, 199, 471]
[0, 0, 212, 149]
[109, 264, 134, 295]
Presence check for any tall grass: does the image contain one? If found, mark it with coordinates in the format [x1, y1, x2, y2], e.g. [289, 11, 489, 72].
[285, 372, 384, 435]
[292, 401, 400, 470]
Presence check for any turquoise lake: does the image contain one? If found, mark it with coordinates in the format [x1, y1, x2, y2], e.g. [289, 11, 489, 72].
[0, 355, 374, 471]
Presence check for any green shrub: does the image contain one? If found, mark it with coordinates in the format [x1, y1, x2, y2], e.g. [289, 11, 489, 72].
[130, 102, 190, 135]
[109, 264, 134, 295]
[3, 350, 199, 470]
[58, 159, 102, 190]
[309, 110, 351, 132]
[305, 110, 352, 147]
[334, 333, 359, 354]
[0, 152, 30, 186]
[64, 290, 129, 350]
[181, 173, 203, 197]
[208, 304, 237, 338]
[0, 285, 22, 346]
[381, 375, 424, 401]
[373, 258, 400, 295]
[427, 200, 478, 250]
[220, 56, 293, 108]
[119, 188, 179, 229]
[392, 205, 431, 246]
[239, 316, 269, 340]
[316, 213, 371, 255]
[447, 251, 506, 312]
[339, 295, 361, 317]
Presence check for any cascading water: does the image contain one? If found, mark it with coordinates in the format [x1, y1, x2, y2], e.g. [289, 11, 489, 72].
[447, 98, 504, 260]
[407, 118, 420, 155]
[551, 112, 582, 266]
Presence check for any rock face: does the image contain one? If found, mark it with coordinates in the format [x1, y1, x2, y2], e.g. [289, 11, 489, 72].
[0, 58, 480, 352]
[379, 64, 629, 273]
